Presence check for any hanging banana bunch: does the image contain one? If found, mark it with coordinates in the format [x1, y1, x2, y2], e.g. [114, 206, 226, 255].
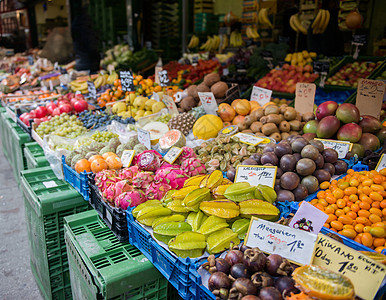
[258, 8, 273, 28]
[187, 35, 200, 49]
[311, 9, 330, 34]
[289, 13, 308, 35]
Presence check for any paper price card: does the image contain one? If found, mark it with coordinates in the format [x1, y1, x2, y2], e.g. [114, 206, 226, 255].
[356, 79, 385, 119]
[162, 95, 179, 116]
[314, 138, 353, 159]
[312, 234, 386, 300]
[121, 150, 135, 168]
[375, 154, 386, 172]
[158, 70, 170, 87]
[233, 132, 266, 146]
[250, 86, 272, 106]
[137, 128, 151, 150]
[245, 217, 318, 266]
[163, 147, 183, 164]
[289, 202, 328, 234]
[119, 71, 134, 92]
[87, 81, 97, 99]
[235, 165, 277, 188]
[295, 83, 316, 114]
[198, 92, 218, 115]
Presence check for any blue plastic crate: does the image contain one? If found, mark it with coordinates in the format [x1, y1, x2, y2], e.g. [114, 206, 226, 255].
[62, 156, 90, 201]
[189, 264, 215, 300]
[126, 207, 197, 300]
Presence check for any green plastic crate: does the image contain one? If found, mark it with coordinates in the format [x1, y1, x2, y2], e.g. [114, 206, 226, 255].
[64, 210, 180, 300]
[9, 124, 31, 184]
[24, 142, 49, 169]
[0, 111, 16, 162]
[21, 166, 90, 300]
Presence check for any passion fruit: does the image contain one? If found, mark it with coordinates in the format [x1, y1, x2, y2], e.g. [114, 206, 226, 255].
[280, 172, 300, 190]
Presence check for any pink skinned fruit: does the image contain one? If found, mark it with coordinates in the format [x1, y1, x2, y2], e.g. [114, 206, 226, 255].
[154, 167, 189, 189]
[175, 147, 197, 165]
[180, 158, 207, 177]
[95, 169, 119, 190]
[102, 180, 132, 203]
[136, 150, 161, 172]
[145, 182, 173, 200]
[117, 166, 140, 181]
[315, 101, 339, 120]
[115, 189, 146, 210]
[132, 171, 155, 190]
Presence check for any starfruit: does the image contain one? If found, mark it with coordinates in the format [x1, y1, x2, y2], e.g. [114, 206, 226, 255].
[136, 207, 172, 226]
[182, 188, 211, 212]
[184, 174, 206, 187]
[200, 200, 240, 219]
[132, 200, 163, 218]
[254, 188, 264, 200]
[171, 186, 197, 201]
[256, 184, 277, 204]
[197, 216, 229, 237]
[160, 190, 177, 206]
[186, 211, 208, 231]
[212, 184, 232, 199]
[166, 200, 190, 214]
[153, 221, 192, 236]
[224, 182, 256, 202]
[232, 218, 250, 239]
[152, 214, 186, 228]
[239, 199, 280, 221]
[168, 232, 206, 258]
[199, 175, 209, 188]
[222, 178, 233, 185]
[206, 228, 240, 254]
[206, 170, 223, 190]
[154, 233, 173, 244]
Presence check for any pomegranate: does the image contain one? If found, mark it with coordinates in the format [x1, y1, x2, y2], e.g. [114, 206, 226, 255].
[59, 103, 73, 114]
[73, 99, 88, 112]
[46, 102, 57, 114]
[52, 107, 62, 116]
[34, 106, 47, 118]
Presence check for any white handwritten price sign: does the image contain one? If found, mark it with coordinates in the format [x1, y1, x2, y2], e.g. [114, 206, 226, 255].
[375, 154, 386, 172]
[295, 83, 316, 114]
[235, 165, 277, 188]
[87, 81, 97, 99]
[121, 150, 135, 168]
[250, 86, 272, 106]
[233, 133, 266, 146]
[314, 139, 353, 159]
[154, 66, 162, 85]
[245, 218, 318, 266]
[163, 147, 183, 164]
[313, 234, 386, 300]
[120, 71, 134, 92]
[137, 128, 151, 150]
[356, 79, 385, 119]
[162, 95, 179, 116]
[158, 70, 170, 87]
[198, 92, 218, 115]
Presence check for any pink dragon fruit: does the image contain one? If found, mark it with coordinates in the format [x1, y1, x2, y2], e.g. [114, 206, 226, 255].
[176, 147, 197, 165]
[115, 189, 146, 210]
[159, 161, 180, 169]
[136, 150, 161, 172]
[102, 180, 132, 203]
[132, 171, 155, 190]
[180, 158, 207, 177]
[154, 167, 188, 190]
[146, 182, 172, 200]
[117, 166, 139, 181]
[95, 169, 119, 190]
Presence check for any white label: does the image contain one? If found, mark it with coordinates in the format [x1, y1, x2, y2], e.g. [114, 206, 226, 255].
[233, 133, 266, 146]
[235, 165, 277, 188]
[155, 66, 162, 85]
[121, 150, 135, 168]
[162, 95, 179, 116]
[295, 82, 316, 114]
[6, 107, 16, 122]
[152, 92, 160, 102]
[49, 80, 53, 91]
[375, 154, 386, 172]
[163, 147, 183, 164]
[289, 202, 328, 234]
[315, 139, 353, 159]
[198, 92, 218, 115]
[137, 128, 151, 150]
[250, 86, 272, 106]
[245, 217, 318, 266]
[106, 210, 113, 224]
[43, 181, 58, 188]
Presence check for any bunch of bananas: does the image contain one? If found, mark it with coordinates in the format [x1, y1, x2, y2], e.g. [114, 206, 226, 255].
[289, 13, 308, 35]
[220, 34, 228, 51]
[258, 8, 273, 28]
[93, 74, 108, 88]
[70, 73, 116, 93]
[245, 25, 260, 39]
[69, 81, 88, 93]
[230, 31, 243, 47]
[200, 35, 220, 52]
[187, 35, 199, 49]
[311, 9, 330, 34]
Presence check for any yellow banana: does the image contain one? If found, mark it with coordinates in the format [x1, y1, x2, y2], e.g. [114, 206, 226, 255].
[221, 35, 228, 50]
[320, 10, 330, 33]
[289, 15, 299, 33]
[252, 27, 260, 38]
[312, 9, 323, 30]
[246, 26, 253, 39]
[292, 14, 307, 35]
[259, 8, 273, 28]
[315, 9, 326, 34]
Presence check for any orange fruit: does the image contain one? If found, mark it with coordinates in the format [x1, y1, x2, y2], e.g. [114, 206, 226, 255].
[357, 210, 371, 218]
[369, 214, 382, 224]
[320, 181, 330, 189]
[335, 209, 345, 217]
[90, 158, 108, 173]
[331, 220, 344, 231]
[341, 228, 357, 239]
[369, 192, 383, 202]
[361, 232, 373, 247]
[88, 155, 104, 163]
[355, 223, 364, 233]
[102, 152, 117, 160]
[75, 159, 91, 173]
[338, 215, 353, 225]
[105, 155, 123, 170]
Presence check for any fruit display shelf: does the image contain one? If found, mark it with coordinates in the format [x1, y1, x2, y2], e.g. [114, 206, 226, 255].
[23, 142, 49, 169]
[64, 210, 181, 300]
[62, 156, 91, 201]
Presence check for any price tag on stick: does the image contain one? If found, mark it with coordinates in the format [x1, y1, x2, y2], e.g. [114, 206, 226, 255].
[375, 154, 386, 172]
[121, 150, 135, 168]
[356, 79, 385, 119]
[250, 86, 272, 106]
[162, 95, 179, 116]
[295, 82, 316, 114]
[352, 34, 366, 59]
[137, 128, 151, 150]
[245, 218, 318, 266]
[198, 92, 218, 115]
[158, 70, 170, 87]
[235, 165, 277, 188]
[315, 139, 353, 159]
[87, 81, 97, 100]
[163, 147, 183, 164]
[120, 71, 134, 92]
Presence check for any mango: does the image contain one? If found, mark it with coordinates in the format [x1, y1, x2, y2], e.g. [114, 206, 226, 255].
[359, 115, 382, 134]
[182, 188, 211, 212]
[168, 232, 206, 258]
[224, 182, 256, 202]
[197, 216, 229, 237]
[315, 101, 338, 120]
[316, 115, 340, 139]
[239, 199, 279, 221]
[336, 103, 360, 124]
[200, 200, 240, 219]
[206, 228, 240, 254]
[337, 123, 362, 143]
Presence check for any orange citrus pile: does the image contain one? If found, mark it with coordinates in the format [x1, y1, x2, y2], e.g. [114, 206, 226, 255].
[306, 169, 386, 252]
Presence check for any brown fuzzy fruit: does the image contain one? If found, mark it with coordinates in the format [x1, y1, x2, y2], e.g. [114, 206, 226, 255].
[211, 81, 228, 99]
[204, 72, 221, 87]
[197, 83, 210, 93]
[180, 96, 197, 112]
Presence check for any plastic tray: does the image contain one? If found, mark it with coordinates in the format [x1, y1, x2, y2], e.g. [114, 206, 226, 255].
[62, 156, 90, 201]
[88, 173, 129, 242]
[126, 207, 197, 300]
[64, 210, 179, 300]
[23, 142, 49, 169]
[20, 166, 89, 300]
[189, 264, 215, 300]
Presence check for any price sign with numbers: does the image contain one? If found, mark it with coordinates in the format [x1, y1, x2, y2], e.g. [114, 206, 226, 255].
[163, 147, 183, 164]
[233, 132, 266, 146]
[375, 154, 386, 172]
[198, 92, 218, 115]
[137, 128, 151, 150]
[235, 165, 277, 188]
[87, 81, 97, 99]
[352, 34, 366, 59]
[313, 234, 385, 300]
[162, 95, 179, 116]
[119, 71, 134, 92]
[315, 139, 353, 159]
[121, 150, 135, 168]
[261, 50, 274, 69]
[158, 70, 170, 87]
[250, 86, 272, 106]
[245, 217, 318, 266]
[356, 79, 385, 119]
[295, 83, 316, 114]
